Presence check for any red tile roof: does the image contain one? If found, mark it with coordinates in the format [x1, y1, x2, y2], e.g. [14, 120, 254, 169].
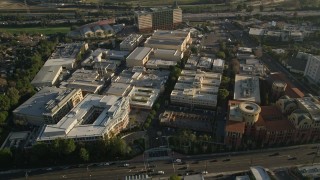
[269, 73, 304, 98]
[256, 105, 295, 132]
[226, 121, 246, 134]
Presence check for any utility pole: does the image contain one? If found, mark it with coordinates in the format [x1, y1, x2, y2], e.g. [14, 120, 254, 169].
[205, 160, 208, 172]
[312, 145, 320, 165]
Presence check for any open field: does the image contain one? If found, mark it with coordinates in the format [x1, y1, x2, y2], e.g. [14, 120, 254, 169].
[0, 26, 70, 35]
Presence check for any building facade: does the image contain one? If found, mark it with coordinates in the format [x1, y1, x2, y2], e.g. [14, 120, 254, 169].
[37, 94, 130, 143]
[120, 34, 143, 51]
[170, 70, 221, 109]
[134, 2, 182, 32]
[126, 47, 152, 67]
[13, 87, 83, 126]
[225, 95, 320, 150]
[303, 53, 320, 84]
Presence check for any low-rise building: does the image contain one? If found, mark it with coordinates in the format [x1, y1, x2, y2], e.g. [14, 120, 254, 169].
[160, 110, 213, 132]
[126, 47, 153, 67]
[37, 94, 130, 143]
[120, 34, 143, 51]
[212, 59, 225, 73]
[105, 83, 132, 97]
[239, 59, 265, 76]
[13, 87, 83, 126]
[170, 70, 221, 109]
[145, 59, 177, 69]
[0, 131, 31, 150]
[144, 30, 191, 52]
[197, 57, 212, 71]
[152, 49, 183, 61]
[128, 86, 160, 109]
[234, 75, 261, 104]
[113, 68, 170, 92]
[60, 69, 104, 95]
[185, 56, 199, 70]
[44, 42, 88, 70]
[31, 65, 62, 88]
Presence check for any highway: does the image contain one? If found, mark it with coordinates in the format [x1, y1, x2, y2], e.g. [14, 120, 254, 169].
[183, 10, 320, 21]
[3, 144, 319, 180]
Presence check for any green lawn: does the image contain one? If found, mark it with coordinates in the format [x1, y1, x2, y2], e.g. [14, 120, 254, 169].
[0, 26, 70, 35]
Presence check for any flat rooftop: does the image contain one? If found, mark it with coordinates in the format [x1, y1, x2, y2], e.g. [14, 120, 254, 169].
[127, 47, 152, 61]
[234, 75, 261, 104]
[31, 65, 61, 86]
[160, 111, 212, 132]
[38, 94, 126, 141]
[105, 83, 131, 97]
[13, 87, 79, 118]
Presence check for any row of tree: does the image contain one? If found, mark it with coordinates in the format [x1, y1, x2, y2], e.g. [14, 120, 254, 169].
[0, 137, 131, 170]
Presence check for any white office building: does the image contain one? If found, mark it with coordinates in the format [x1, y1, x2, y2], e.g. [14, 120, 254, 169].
[170, 70, 221, 109]
[37, 94, 130, 143]
[304, 53, 320, 84]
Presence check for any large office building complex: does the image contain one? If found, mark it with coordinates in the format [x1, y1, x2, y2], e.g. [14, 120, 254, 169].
[170, 70, 221, 109]
[37, 94, 130, 143]
[13, 87, 83, 126]
[134, 2, 182, 32]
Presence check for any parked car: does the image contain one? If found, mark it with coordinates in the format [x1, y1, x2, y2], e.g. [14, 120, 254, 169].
[202, 171, 208, 174]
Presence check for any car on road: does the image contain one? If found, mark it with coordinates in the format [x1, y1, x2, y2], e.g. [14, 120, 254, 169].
[122, 163, 130, 167]
[307, 152, 316, 155]
[202, 171, 208, 174]
[269, 152, 280, 156]
[174, 159, 182, 163]
[46, 168, 53, 171]
[288, 156, 297, 160]
[157, 171, 164, 175]
[223, 158, 230, 162]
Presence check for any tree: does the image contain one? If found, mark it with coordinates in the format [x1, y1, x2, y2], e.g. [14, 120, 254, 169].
[153, 103, 160, 111]
[190, 46, 198, 54]
[0, 95, 10, 111]
[61, 139, 76, 155]
[170, 174, 181, 180]
[219, 42, 226, 51]
[216, 51, 226, 59]
[7, 87, 20, 106]
[230, 59, 240, 74]
[218, 89, 230, 100]
[259, 5, 264, 12]
[236, 4, 243, 11]
[246, 5, 254, 12]
[0, 148, 13, 168]
[51, 138, 76, 157]
[79, 148, 90, 162]
[0, 111, 8, 124]
[109, 137, 130, 157]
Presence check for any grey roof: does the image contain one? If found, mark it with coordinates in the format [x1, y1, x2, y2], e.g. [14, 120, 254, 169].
[31, 65, 62, 86]
[146, 38, 183, 46]
[127, 47, 152, 61]
[106, 83, 131, 96]
[13, 87, 77, 117]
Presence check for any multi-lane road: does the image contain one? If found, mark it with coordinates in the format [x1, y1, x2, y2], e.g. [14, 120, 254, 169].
[183, 10, 320, 21]
[3, 144, 319, 180]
